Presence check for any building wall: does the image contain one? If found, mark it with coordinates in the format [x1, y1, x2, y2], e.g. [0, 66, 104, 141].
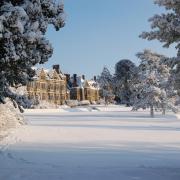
[70, 88, 85, 101]
[84, 88, 100, 102]
[28, 70, 100, 105]
[70, 87, 100, 102]
[27, 69, 68, 105]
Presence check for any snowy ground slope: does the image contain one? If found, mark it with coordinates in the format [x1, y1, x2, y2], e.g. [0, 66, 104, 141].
[0, 106, 180, 180]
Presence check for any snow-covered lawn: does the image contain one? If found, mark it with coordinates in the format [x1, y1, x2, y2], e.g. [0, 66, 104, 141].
[0, 106, 180, 180]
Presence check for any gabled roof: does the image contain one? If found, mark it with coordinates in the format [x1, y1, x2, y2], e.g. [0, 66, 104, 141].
[70, 76, 100, 90]
[84, 80, 90, 88]
[32, 67, 66, 81]
[33, 68, 48, 80]
[48, 69, 60, 80]
[70, 76, 85, 88]
[85, 80, 100, 89]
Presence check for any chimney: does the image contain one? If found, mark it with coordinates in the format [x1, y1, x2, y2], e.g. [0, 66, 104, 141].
[94, 76, 97, 82]
[82, 75, 85, 80]
[65, 74, 70, 81]
[73, 74, 77, 87]
[65, 74, 70, 85]
[53, 64, 60, 74]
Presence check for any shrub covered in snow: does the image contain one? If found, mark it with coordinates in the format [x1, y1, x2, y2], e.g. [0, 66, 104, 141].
[31, 100, 59, 109]
[66, 100, 79, 107]
[0, 100, 25, 131]
[78, 100, 90, 106]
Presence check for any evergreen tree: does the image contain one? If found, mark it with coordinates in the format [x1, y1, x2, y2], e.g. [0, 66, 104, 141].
[132, 50, 177, 117]
[140, 0, 180, 93]
[97, 66, 114, 104]
[0, 0, 65, 111]
[114, 59, 137, 106]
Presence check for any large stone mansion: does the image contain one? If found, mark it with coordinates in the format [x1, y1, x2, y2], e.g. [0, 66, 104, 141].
[27, 65, 68, 105]
[27, 65, 100, 105]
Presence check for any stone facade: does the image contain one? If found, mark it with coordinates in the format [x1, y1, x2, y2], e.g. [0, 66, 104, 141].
[27, 66, 69, 105]
[27, 66, 100, 105]
[84, 80, 100, 102]
[69, 75, 100, 103]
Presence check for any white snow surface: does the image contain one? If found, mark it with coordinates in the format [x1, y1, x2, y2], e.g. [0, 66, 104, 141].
[0, 101, 24, 131]
[1, 105, 180, 180]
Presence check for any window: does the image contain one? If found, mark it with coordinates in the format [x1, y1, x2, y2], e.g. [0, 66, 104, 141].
[56, 85, 60, 91]
[41, 83, 46, 89]
[50, 84, 54, 90]
[49, 95, 54, 100]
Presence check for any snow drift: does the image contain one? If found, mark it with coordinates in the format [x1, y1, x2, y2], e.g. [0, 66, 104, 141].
[0, 101, 25, 131]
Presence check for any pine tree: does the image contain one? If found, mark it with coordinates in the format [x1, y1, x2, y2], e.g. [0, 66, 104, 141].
[97, 66, 114, 104]
[114, 59, 137, 106]
[132, 50, 177, 117]
[140, 0, 180, 93]
[0, 0, 65, 111]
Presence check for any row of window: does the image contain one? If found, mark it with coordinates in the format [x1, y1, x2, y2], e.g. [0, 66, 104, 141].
[28, 81, 66, 91]
[70, 89, 99, 101]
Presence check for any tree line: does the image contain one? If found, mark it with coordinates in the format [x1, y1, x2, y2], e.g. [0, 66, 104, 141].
[98, 0, 180, 117]
[0, 0, 179, 117]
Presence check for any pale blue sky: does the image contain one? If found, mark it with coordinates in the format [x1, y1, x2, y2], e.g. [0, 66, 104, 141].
[45, 0, 176, 79]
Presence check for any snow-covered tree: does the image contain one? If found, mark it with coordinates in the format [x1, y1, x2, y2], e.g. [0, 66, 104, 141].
[0, 0, 65, 111]
[132, 50, 177, 117]
[98, 66, 113, 90]
[114, 59, 137, 106]
[140, 0, 180, 92]
[97, 66, 114, 104]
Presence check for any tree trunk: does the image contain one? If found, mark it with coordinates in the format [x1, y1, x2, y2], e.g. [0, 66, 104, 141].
[150, 105, 154, 118]
[162, 107, 166, 115]
[162, 103, 166, 115]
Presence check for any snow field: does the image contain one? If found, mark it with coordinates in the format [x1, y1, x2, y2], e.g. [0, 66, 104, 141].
[0, 105, 180, 180]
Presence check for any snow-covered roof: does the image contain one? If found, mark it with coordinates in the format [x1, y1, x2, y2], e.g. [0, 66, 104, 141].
[77, 76, 85, 88]
[70, 76, 100, 90]
[33, 68, 65, 80]
[70, 76, 85, 88]
[85, 80, 100, 89]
